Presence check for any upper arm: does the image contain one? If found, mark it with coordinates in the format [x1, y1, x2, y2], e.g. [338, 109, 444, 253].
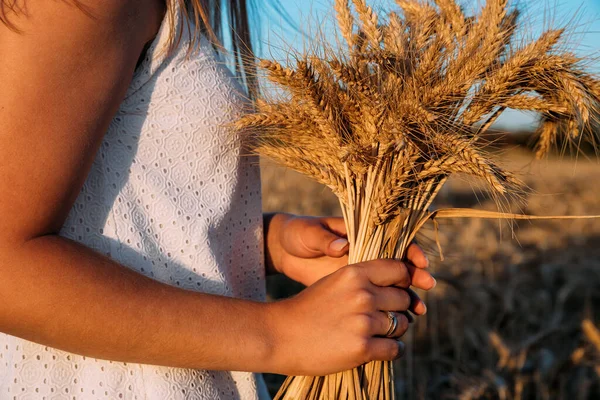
[0, 0, 163, 243]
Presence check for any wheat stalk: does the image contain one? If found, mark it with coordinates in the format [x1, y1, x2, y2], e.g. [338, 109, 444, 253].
[234, 0, 600, 398]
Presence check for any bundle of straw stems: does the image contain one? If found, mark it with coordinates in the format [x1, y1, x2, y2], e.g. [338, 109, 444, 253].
[234, 0, 600, 398]
[276, 154, 445, 400]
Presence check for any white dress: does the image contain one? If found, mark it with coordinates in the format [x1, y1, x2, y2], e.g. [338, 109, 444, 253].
[0, 5, 270, 400]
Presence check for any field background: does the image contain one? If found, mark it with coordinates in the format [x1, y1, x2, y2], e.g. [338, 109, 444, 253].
[254, 0, 600, 395]
[260, 140, 600, 399]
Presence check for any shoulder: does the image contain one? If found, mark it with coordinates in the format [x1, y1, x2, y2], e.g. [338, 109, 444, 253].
[0, 1, 167, 239]
[0, 0, 164, 44]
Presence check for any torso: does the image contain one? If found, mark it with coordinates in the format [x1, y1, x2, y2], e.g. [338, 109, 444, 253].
[0, 4, 269, 399]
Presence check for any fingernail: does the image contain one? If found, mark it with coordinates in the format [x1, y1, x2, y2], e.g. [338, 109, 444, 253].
[431, 277, 437, 289]
[424, 254, 430, 268]
[330, 238, 349, 252]
[416, 302, 427, 315]
[397, 341, 406, 358]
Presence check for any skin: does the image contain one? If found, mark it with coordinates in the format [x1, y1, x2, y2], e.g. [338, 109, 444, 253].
[0, 0, 435, 377]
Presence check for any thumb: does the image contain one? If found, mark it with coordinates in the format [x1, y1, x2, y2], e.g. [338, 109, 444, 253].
[297, 224, 349, 258]
[308, 224, 348, 257]
[326, 236, 349, 257]
[319, 217, 349, 256]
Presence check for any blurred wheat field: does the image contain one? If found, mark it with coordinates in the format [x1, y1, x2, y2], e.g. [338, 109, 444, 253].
[261, 148, 600, 399]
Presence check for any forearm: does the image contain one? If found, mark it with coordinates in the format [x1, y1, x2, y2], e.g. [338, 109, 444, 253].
[0, 235, 276, 372]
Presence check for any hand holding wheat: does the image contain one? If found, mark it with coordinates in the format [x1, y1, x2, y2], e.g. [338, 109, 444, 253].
[267, 215, 429, 286]
[269, 258, 435, 376]
[235, 0, 600, 398]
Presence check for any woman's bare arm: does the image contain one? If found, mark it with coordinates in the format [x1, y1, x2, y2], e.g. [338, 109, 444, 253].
[0, 0, 275, 372]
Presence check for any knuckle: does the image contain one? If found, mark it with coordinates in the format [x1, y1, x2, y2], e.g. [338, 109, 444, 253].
[398, 267, 411, 287]
[389, 261, 410, 285]
[374, 258, 393, 270]
[352, 315, 372, 336]
[341, 265, 362, 282]
[354, 338, 371, 360]
[354, 289, 375, 310]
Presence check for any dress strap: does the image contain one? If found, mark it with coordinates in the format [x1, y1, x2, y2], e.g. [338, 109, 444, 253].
[124, 1, 183, 99]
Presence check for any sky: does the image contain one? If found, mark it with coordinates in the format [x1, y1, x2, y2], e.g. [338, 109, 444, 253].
[255, 0, 600, 131]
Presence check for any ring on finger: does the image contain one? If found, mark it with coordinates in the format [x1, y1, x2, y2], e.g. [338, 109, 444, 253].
[385, 311, 398, 337]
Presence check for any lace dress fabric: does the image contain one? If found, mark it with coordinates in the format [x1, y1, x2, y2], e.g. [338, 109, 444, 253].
[0, 6, 269, 400]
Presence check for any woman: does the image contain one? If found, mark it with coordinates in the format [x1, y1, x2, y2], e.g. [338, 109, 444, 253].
[0, 0, 435, 399]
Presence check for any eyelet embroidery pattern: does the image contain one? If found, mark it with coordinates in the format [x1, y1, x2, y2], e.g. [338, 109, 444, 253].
[0, 7, 268, 400]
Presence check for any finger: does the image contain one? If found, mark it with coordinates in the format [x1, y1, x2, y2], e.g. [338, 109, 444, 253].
[319, 218, 349, 257]
[320, 217, 347, 237]
[354, 259, 412, 287]
[296, 222, 349, 258]
[371, 286, 411, 312]
[401, 310, 415, 324]
[406, 243, 429, 269]
[407, 264, 436, 291]
[407, 288, 427, 315]
[326, 236, 349, 257]
[372, 311, 409, 338]
[366, 338, 405, 362]
[356, 259, 435, 289]
[303, 256, 349, 283]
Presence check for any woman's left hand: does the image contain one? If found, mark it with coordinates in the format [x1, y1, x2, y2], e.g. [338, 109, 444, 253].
[264, 214, 430, 287]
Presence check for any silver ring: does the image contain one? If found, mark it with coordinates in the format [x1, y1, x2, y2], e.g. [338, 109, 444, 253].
[385, 311, 398, 337]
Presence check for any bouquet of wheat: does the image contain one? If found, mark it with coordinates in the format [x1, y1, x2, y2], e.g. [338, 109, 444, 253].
[235, 0, 600, 398]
